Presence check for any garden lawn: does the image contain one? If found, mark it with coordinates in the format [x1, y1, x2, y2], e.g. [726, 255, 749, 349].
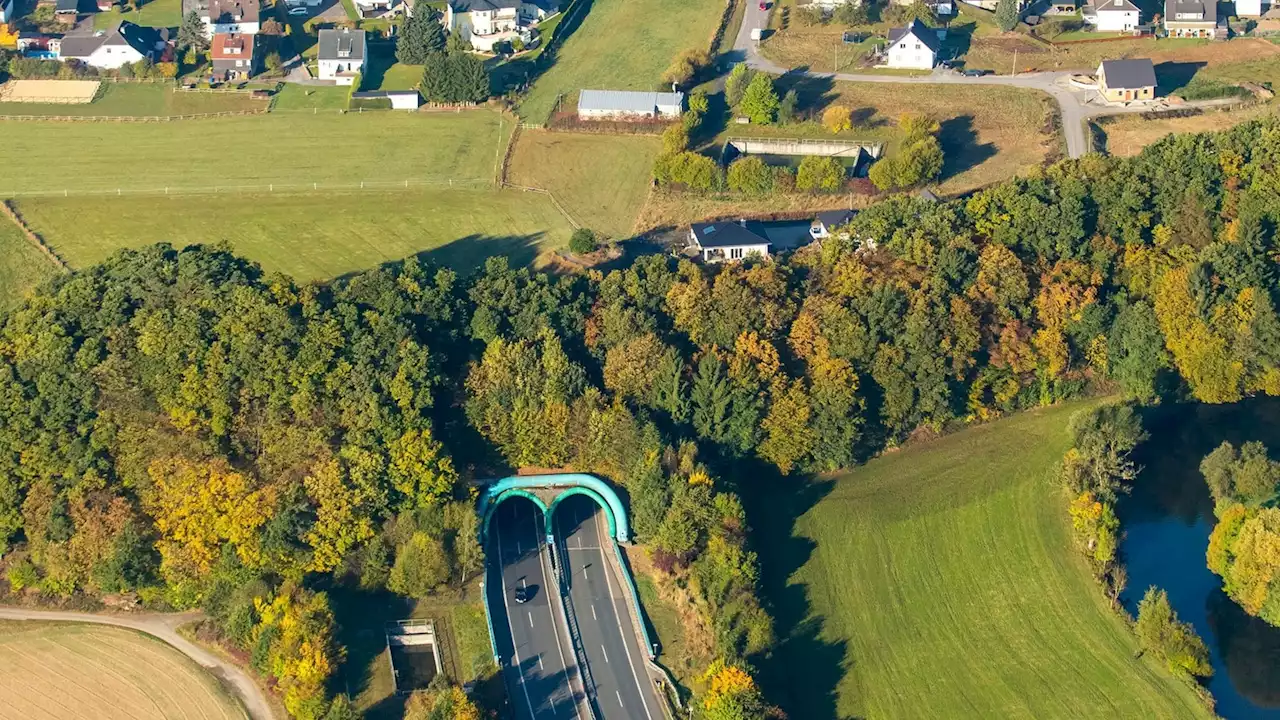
[12, 188, 574, 280]
[506, 129, 660, 237]
[0, 109, 510, 193]
[271, 83, 355, 110]
[516, 0, 723, 122]
[0, 220, 62, 311]
[92, 0, 183, 30]
[0, 83, 265, 117]
[754, 401, 1213, 720]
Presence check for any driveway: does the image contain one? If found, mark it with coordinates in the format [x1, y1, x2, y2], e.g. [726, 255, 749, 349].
[731, 8, 1232, 159]
[0, 606, 276, 720]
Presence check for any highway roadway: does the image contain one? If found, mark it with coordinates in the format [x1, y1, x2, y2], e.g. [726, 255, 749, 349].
[555, 495, 663, 720]
[490, 498, 585, 720]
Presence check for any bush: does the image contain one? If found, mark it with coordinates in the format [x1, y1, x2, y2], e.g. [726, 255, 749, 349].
[662, 48, 712, 88]
[569, 228, 598, 254]
[6, 559, 38, 592]
[727, 156, 774, 195]
[834, 0, 869, 25]
[796, 155, 846, 192]
[725, 64, 755, 108]
[1135, 587, 1213, 678]
[822, 104, 853, 133]
[869, 113, 944, 190]
[772, 165, 796, 193]
[995, 0, 1020, 31]
[777, 89, 798, 124]
[740, 73, 779, 124]
[663, 122, 690, 154]
[653, 151, 724, 192]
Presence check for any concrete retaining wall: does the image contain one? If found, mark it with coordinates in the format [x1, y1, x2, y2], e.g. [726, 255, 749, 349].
[726, 137, 883, 159]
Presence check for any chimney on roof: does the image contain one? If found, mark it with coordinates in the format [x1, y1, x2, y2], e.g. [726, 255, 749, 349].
[739, 218, 747, 227]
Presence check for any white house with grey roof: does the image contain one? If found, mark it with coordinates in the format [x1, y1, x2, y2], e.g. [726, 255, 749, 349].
[445, 0, 557, 51]
[884, 20, 939, 70]
[690, 221, 770, 264]
[577, 90, 684, 121]
[59, 22, 168, 69]
[317, 28, 366, 85]
[1083, 0, 1140, 31]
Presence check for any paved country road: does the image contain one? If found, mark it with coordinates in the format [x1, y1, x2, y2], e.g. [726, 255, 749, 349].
[0, 606, 275, 720]
[731, 3, 1242, 159]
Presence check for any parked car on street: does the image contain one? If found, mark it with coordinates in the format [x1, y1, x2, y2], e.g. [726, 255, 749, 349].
[961, 68, 991, 77]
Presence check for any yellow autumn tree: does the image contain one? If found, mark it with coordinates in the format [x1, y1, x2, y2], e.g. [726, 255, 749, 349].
[759, 377, 814, 474]
[1153, 265, 1243, 403]
[702, 659, 768, 720]
[303, 459, 376, 572]
[389, 428, 458, 510]
[146, 458, 277, 578]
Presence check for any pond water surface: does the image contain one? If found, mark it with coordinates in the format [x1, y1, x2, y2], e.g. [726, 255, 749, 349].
[1120, 399, 1280, 719]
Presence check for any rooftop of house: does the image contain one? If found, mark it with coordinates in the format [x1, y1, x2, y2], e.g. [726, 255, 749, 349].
[690, 221, 771, 249]
[1094, 0, 1139, 12]
[317, 28, 367, 60]
[60, 22, 163, 58]
[1099, 57, 1157, 89]
[814, 209, 854, 229]
[450, 0, 555, 12]
[577, 89, 684, 113]
[55, 0, 81, 13]
[1165, 0, 1216, 21]
[207, 0, 260, 24]
[887, 19, 941, 52]
[211, 32, 252, 60]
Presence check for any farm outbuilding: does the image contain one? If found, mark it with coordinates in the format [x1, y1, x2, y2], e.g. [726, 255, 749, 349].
[576, 89, 684, 120]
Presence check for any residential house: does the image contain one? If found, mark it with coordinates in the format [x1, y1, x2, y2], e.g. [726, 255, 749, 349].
[1235, 0, 1266, 16]
[55, 0, 82, 23]
[885, 19, 939, 70]
[59, 22, 168, 69]
[1083, 0, 1140, 31]
[690, 221, 771, 264]
[1097, 58, 1156, 102]
[351, 90, 422, 108]
[354, 0, 397, 17]
[317, 28, 366, 85]
[809, 209, 854, 241]
[210, 32, 256, 81]
[203, 0, 260, 37]
[95, 0, 114, 11]
[577, 89, 684, 120]
[1163, 0, 1217, 36]
[18, 33, 62, 57]
[445, 0, 557, 51]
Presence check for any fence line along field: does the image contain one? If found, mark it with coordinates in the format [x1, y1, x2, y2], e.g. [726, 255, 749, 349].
[0, 621, 246, 720]
[0, 80, 100, 104]
[0, 108, 512, 193]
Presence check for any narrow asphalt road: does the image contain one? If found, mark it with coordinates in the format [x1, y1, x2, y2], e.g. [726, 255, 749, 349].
[731, 4, 1241, 159]
[492, 499, 585, 720]
[556, 496, 661, 720]
[0, 606, 274, 720]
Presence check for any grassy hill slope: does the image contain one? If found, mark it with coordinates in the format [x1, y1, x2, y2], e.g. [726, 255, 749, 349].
[754, 402, 1212, 719]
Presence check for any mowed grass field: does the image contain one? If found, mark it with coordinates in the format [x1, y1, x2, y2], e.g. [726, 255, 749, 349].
[506, 130, 661, 238]
[516, 0, 724, 122]
[0, 220, 62, 311]
[0, 83, 265, 117]
[0, 109, 511, 193]
[12, 188, 575, 280]
[756, 402, 1212, 719]
[1100, 105, 1277, 157]
[0, 621, 246, 719]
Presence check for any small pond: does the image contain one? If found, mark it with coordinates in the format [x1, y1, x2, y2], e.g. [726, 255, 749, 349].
[1120, 399, 1280, 719]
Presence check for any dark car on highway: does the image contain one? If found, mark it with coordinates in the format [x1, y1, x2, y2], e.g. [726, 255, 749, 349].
[514, 586, 530, 604]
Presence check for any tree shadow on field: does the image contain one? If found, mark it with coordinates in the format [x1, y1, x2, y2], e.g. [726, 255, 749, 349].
[320, 583, 416, 704]
[418, 232, 550, 273]
[938, 115, 995, 182]
[1154, 60, 1207, 96]
[732, 458, 850, 720]
[775, 67, 837, 114]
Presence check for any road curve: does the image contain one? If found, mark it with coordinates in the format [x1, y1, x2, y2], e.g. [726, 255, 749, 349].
[0, 606, 275, 720]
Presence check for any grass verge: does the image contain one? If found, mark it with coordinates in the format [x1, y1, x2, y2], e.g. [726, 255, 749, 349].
[12, 188, 575, 280]
[0, 219, 62, 312]
[517, 0, 724, 122]
[752, 401, 1213, 719]
[506, 129, 661, 237]
[0, 83, 265, 117]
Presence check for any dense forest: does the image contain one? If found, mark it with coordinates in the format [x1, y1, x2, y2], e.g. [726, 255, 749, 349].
[0, 117, 1278, 718]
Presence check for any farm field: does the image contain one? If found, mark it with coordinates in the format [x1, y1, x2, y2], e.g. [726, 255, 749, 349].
[506, 130, 661, 238]
[12, 188, 575, 280]
[0, 621, 245, 719]
[0, 220, 61, 311]
[0, 109, 511, 193]
[0, 82, 264, 117]
[726, 80, 1055, 195]
[271, 84, 354, 110]
[516, 0, 724, 122]
[1099, 105, 1276, 157]
[751, 401, 1213, 720]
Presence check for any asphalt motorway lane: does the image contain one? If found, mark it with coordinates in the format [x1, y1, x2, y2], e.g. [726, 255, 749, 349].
[491, 499, 583, 720]
[556, 497, 662, 720]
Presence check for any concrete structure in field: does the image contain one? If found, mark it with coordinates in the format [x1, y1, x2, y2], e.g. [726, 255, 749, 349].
[576, 89, 684, 120]
[1097, 58, 1156, 103]
[725, 136, 882, 159]
[385, 620, 443, 694]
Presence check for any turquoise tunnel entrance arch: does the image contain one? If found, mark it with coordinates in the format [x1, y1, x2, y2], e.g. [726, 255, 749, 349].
[479, 473, 630, 544]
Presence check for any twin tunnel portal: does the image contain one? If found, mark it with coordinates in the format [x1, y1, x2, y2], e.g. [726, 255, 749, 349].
[480, 474, 668, 720]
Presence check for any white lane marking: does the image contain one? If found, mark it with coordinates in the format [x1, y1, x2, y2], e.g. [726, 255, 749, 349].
[539, 655, 544, 670]
[528, 611, 534, 627]
[590, 605, 597, 620]
[617, 691, 624, 708]
[601, 643, 609, 664]
[537, 522, 583, 720]
[592, 508, 656, 720]
[496, 510, 538, 720]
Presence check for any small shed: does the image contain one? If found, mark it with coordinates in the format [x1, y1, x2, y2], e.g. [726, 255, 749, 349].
[1097, 58, 1156, 102]
[577, 89, 685, 120]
